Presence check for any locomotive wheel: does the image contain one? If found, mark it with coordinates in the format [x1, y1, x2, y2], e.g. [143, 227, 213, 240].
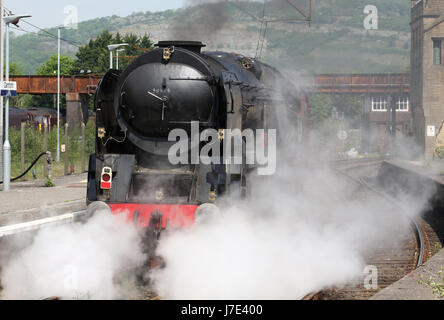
[81, 201, 111, 223]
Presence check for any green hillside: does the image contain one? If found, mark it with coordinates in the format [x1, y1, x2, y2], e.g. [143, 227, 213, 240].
[10, 0, 411, 75]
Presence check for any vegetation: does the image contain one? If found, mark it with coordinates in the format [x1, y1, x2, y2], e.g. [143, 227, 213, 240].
[10, 31, 153, 110]
[74, 31, 153, 73]
[434, 242, 443, 254]
[36, 54, 75, 76]
[73, 291, 92, 300]
[8, 63, 24, 75]
[9, 121, 96, 180]
[25, 54, 76, 109]
[4, 0, 411, 175]
[44, 177, 54, 187]
[9, 0, 411, 74]
[309, 94, 362, 129]
[418, 267, 444, 298]
[8, 62, 31, 108]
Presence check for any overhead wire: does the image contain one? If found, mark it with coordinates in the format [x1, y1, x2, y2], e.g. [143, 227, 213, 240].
[4, 6, 81, 48]
[9, 24, 56, 40]
[255, 0, 267, 58]
[235, 0, 312, 59]
[22, 20, 81, 47]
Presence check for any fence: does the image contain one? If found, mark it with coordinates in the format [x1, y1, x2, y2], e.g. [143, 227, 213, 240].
[10, 121, 95, 180]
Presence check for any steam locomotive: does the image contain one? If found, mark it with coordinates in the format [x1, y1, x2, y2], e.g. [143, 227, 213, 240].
[86, 41, 309, 239]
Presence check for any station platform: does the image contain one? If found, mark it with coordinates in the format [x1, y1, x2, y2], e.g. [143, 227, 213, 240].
[371, 159, 444, 300]
[0, 174, 87, 226]
[383, 159, 444, 186]
[371, 247, 444, 300]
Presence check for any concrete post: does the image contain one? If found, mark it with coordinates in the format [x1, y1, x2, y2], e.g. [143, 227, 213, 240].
[361, 94, 372, 153]
[81, 122, 86, 173]
[47, 152, 52, 180]
[64, 123, 69, 175]
[43, 123, 48, 178]
[66, 93, 89, 129]
[391, 95, 396, 142]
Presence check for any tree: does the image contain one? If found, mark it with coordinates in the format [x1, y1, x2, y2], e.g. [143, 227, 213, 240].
[9, 63, 24, 75]
[309, 94, 363, 129]
[8, 63, 29, 107]
[27, 55, 75, 109]
[332, 94, 363, 128]
[309, 94, 334, 128]
[36, 54, 75, 76]
[74, 30, 154, 73]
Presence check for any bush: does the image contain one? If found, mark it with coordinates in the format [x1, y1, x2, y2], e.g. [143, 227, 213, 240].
[44, 177, 54, 187]
[436, 147, 444, 159]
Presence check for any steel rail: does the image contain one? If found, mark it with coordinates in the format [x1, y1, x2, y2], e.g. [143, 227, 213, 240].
[332, 166, 425, 269]
[357, 176, 425, 268]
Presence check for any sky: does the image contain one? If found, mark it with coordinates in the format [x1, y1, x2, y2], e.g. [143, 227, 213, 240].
[5, 0, 185, 30]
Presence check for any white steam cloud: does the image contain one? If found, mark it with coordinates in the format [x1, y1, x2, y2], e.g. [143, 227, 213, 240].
[0, 70, 434, 300]
[148, 72, 434, 299]
[0, 211, 145, 300]
[149, 156, 429, 299]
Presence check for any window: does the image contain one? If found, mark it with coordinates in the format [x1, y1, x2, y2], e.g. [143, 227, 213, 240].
[372, 97, 387, 111]
[433, 39, 442, 65]
[372, 96, 409, 112]
[396, 97, 409, 111]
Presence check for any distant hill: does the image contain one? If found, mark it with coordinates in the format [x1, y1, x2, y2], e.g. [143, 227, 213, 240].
[10, 0, 411, 75]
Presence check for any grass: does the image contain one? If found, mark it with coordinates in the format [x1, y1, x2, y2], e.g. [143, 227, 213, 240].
[12, 158, 88, 181]
[9, 121, 95, 181]
[418, 267, 444, 298]
[44, 177, 55, 188]
[434, 242, 443, 255]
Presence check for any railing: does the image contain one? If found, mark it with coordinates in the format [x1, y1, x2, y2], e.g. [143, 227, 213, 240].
[10, 73, 410, 95]
[10, 75, 103, 94]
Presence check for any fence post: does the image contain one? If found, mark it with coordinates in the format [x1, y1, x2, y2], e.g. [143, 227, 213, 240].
[81, 122, 86, 173]
[64, 123, 69, 176]
[43, 123, 48, 178]
[20, 122, 25, 180]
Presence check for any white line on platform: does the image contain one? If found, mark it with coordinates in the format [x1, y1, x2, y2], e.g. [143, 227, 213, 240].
[0, 210, 86, 238]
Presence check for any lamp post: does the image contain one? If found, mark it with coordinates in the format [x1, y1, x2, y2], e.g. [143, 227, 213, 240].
[107, 43, 128, 69]
[3, 14, 31, 191]
[0, 0, 4, 182]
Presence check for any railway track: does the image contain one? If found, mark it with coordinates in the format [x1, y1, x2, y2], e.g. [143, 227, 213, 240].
[2, 158, 442, 300]
[308, 159, 442, 300]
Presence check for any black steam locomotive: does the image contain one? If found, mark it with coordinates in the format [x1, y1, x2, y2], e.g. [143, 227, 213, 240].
[86, 41, 309, 230]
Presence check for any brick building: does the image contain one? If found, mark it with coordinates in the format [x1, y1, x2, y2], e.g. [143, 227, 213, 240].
[362, 94, 412, 153]
[411, 0, 444, 159]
